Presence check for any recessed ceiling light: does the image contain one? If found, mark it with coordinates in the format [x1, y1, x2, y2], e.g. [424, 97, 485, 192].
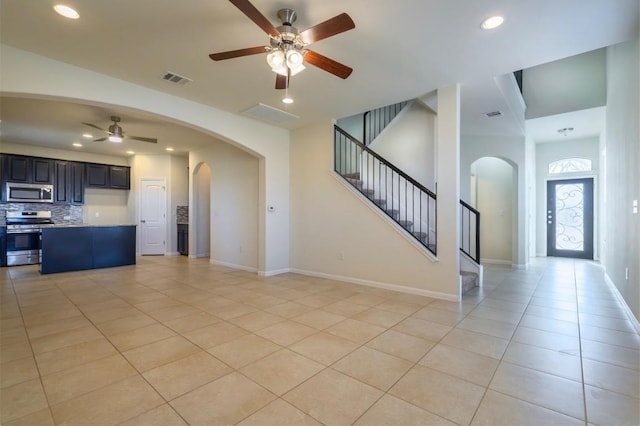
[82, 133, 92, 139]
[53, 4, 80, 19]
[126, 150, 135, 155]
[166, 147, 174, 152]
[72, 142, 83, 147]
[481, 15, 504, 30]
[282, 96, 294, 104]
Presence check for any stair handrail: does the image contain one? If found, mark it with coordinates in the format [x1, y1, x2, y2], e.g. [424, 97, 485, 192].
[335, 125, 437, 200]
[363, 101, 409, 145]
[459, 199, 481, 264]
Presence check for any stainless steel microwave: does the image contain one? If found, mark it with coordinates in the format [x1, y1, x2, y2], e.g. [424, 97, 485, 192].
[6, 182, 54, 203]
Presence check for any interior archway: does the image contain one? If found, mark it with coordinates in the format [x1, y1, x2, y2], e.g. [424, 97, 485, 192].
[192, 162, 211, 259]
[470, 156, 517, 266]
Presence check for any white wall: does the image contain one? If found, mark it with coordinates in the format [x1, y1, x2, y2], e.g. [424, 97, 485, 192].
[1, 45, 290, 274]
[535, 137, 599, 257]
[603, 38, 639, 320]
[370, 102, 436, 190]
[474, 157, 514, 264]
[191, 140, 259, 271]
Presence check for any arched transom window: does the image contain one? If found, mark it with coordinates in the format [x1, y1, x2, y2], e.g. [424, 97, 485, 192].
[548, 158, 592, 174]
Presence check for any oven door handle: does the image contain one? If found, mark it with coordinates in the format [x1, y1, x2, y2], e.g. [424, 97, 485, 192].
[7, 229, 41, 234]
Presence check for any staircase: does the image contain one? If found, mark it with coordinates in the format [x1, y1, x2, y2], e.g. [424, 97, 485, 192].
[335, 100, 482, 295]
[334, 126, 437, 255]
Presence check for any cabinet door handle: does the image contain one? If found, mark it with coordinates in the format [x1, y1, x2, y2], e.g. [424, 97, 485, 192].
[140, 220, 146, 223]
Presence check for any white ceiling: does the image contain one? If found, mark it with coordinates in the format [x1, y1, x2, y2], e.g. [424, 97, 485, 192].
[0, 0, 637, 157]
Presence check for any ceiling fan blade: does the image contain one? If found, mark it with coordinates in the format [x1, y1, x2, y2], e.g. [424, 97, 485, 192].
[209, 46, 267, 61]
[229, 0, 279, 38]
[275, 74, 288, 90]
[129, 136, 158, 144]
[299, 13, 355, 44]
[304, 50, 353, 79]
[82, 122, 108, 132]
[93, 137, 107, 142]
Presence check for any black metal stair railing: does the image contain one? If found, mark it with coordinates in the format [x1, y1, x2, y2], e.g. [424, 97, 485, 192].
[363, 101, 409, 145]
[334, 125, 437, 256]
[460, 200, 480, 264]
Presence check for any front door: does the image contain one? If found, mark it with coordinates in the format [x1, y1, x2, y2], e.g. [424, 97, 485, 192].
[140, 179, 166, 255]
[546, 178, 594, 259]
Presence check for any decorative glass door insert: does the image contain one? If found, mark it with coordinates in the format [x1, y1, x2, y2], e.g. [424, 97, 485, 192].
[546, 178, 594, 259]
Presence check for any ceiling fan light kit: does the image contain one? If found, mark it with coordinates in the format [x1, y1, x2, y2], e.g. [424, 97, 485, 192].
[210, 0, 355, 90]
[82, 115, 157, 144]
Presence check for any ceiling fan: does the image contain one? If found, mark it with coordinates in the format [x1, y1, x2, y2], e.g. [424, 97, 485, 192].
[209, 0, 355, 89]
[82, 116, 157, 144]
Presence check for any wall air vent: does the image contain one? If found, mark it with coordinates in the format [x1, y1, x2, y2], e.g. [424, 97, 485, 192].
[161, 72, 192, 85]
[484, 110, 503, 118]
[241, 103, 299, 124]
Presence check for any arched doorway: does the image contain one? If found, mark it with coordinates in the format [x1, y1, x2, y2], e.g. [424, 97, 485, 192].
[470, 157, 517, 266]
[192, 162, 211, 259]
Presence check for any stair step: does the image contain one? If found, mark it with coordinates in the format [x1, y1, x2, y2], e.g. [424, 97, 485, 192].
[397, 220, 413, 229]
[343, 172, 361, 179]
[372, 198, 387, 207]
[386, 209, 400, 219]
[361, 188, 375, 197]
[461, 271, 479, 295]
[346, 178, 363, 187]
[413, 231, 428, 241]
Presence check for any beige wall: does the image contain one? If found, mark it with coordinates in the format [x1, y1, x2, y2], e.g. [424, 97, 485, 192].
[190, 140, 259, 271]
[370, 102, 436, 190]
[474, 157, 514, 264]
[1, 45, 290, 274]
[603, 38, 639, 320]
[290, 91, 460, 300]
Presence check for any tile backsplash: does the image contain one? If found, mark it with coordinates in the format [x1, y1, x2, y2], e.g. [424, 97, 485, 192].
[177, 205, 188, 224]
[0, 203, 84, 225]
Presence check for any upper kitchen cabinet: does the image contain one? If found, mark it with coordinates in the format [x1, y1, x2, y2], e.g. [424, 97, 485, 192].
[54, 160, 85, 204]
[85, 163, 130, 190]
[3, 154, 54, 184]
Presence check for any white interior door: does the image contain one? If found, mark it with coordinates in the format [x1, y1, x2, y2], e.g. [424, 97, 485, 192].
[140, 178, 166, 255]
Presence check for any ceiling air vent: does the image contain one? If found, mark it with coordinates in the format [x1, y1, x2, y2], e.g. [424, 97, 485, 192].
[161, 72, 192, 85]
[484, 110, 503, 118]
[241, 103, 299, 124]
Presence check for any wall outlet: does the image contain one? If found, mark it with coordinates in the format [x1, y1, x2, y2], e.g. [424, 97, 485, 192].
[239, 245, 243, 253]
[339, 251, 344, 261]
[95, 212, 100, 218]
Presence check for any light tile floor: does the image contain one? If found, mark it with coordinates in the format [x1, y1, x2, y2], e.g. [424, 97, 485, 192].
[1, 256, 639, 425]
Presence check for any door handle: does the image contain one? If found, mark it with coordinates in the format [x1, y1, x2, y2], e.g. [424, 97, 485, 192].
[140, 220, 146, 223]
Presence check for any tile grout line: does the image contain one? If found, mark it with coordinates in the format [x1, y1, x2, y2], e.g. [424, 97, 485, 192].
[573, 260, 590, 426]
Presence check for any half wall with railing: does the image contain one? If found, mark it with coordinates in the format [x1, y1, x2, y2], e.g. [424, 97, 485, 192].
[334, 125, 437, 256]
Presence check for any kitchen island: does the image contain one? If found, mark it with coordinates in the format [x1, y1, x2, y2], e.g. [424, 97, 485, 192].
[40, 225, 136, 274]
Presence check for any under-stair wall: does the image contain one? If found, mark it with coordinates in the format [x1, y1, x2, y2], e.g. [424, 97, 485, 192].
[290, 121, 459, 300]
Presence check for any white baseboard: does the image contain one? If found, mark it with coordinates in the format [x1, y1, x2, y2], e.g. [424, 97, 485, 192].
[481, 258, 512, 266]
[210, 259, 258, 273]
[604, 271, 640, 334]
[290, 268, 459, 302]
[165, 251, 180, 256]
[258, 268, 292, 277]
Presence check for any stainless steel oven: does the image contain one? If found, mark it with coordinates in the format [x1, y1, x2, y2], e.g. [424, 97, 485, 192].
[5, 211, 54, 266]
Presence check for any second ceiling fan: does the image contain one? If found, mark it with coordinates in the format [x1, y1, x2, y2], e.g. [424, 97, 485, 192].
[209, 0, 355, 89]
